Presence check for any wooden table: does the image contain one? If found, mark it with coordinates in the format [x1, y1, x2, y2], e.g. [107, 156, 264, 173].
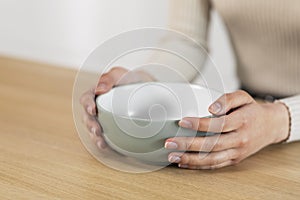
[1, 56, 300, 200]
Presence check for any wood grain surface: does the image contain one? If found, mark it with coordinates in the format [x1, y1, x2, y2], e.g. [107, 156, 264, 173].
[0, 56, 299, 200]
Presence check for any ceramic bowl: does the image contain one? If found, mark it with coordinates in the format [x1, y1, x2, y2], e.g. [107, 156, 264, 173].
[96, 82, 221, 165]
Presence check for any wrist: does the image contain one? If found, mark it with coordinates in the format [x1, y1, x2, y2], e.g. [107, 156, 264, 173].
[270, 101, 290, 144]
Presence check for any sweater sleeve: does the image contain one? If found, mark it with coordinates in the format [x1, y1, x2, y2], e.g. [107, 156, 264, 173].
[279, 95, 300, 142]
[142, 0, 211, 82]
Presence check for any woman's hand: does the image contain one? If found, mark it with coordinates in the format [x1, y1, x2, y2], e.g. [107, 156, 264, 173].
[80, 67, 154, 149]
[165, 90, 290, 170]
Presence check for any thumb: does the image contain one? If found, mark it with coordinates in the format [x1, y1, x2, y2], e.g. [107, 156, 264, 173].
[95, 67, 128, 95]
[209, 90, 254, 115]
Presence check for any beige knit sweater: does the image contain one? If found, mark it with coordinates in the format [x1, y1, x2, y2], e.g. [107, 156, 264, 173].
[150, 0, 300, 142]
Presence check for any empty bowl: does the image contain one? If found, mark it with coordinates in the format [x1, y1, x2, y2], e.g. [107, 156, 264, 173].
[96, 82, 221, 165]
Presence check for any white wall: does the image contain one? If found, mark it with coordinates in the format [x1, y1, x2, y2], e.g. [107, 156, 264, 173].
[0, 0, 239, 91]
[0, 0, 169, 67]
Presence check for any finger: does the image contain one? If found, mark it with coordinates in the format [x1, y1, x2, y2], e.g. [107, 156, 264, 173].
[95, 67, 127, 95]
[165, 132, 242, 152]
[179, 112, 244, 132]
[209, 90, 254, 115]
[82, 111, 102, 137]
[80, 88, 96, 116]
[88, 131, 107, 149]
[168, 149, 239, 166]
[82, 112, 107, 149]
[178, 159, 234, 170]
[94, 136, 107, 149]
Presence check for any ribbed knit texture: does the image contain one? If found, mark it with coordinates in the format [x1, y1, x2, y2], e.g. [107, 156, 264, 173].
[163, 0, 300, 141]
[169, 0, 210, 47]
[143, 0, 211, 82]
[212, 0, 300, 96]
[280, 96, 300, 142]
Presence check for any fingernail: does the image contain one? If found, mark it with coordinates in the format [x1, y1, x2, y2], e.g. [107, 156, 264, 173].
[164, 141, 178, 149]
[178, 164, 189, 169]
[210, 102, 222, 114]
[179, 119, 192, 129]
[97, 141, 106, 149]
[91, 127, 96, 135]
[87, 106, 93, 115]
[168, 155, 181, 163]
[96, 83, 107, 92]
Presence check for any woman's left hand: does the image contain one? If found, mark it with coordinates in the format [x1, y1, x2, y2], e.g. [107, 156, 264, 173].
[165, 90, 290, 170]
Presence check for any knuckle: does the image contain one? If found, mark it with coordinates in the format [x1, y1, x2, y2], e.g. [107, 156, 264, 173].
[208, 118, 223, 132]
[109, 67, 127, 78]
[197, 118, 205, 129]
[110, 66, 124, 72]
[238, 90, 253, 101]
[180, 154, 191, 165]
[86, 122, 93, 132]
[185, 139, 193, 151]
[210, 155, 220, 166]
[79, 91, 92, 106]
[99, 73, 112, 83]
[228, 149, 238, 159]
[179, 154, 187, 164]
[239, 137, 249, 147]
[222, 116, 230, 131]
[233, 111, 248, 128]
[86, 120, 95, 130]
[176, 138, 189, 150]
[186, 118, 201, 130]
[236, 90, 248, 97]
[223, 150, 231, 161]
[236, 89, 244, 94]
[190, 138, 201, 151]
[201, 139, 215, 152]
[211, 140, 221, 151]
[240, 114, 249, 127]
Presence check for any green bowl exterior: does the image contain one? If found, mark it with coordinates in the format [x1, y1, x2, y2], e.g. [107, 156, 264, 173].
[98, 109, 178, 153]
[97, 108, 215, 164]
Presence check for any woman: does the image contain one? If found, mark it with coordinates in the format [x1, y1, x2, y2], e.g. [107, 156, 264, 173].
[80, 0, 300, 169]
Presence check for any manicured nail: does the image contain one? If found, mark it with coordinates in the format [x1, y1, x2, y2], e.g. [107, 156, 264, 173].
[91, 127, 96, 135]
[87, 106, 93, 115]
[165, 141, 178, 149]
[97, 141, 106, 149]
[168, 155, 181, 163]
[178, 164, 189, 169]
[179, 119, 192, 129]
[210, 102, 222, 114]
[96, 83, 107, 92]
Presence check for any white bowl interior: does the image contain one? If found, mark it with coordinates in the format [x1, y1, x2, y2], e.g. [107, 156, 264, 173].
[97, 82, 221, 121]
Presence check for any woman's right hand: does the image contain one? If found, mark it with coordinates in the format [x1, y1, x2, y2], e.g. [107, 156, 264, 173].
[80, 67, 154, 150]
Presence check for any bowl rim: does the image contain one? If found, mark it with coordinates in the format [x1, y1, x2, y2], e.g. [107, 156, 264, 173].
[96, 82, 221, 122]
